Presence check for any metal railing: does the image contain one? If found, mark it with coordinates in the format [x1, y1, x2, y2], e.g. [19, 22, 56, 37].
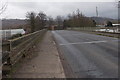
[2, 29, 47, 65]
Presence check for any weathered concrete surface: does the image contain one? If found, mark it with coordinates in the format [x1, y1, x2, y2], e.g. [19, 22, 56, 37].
[11, 31, 65, 78]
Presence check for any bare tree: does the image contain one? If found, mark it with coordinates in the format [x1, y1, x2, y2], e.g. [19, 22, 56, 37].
[55, 16, 64, 26]
[47, 16, 54, 26]
[64, 9, 96, 28]
[26, 12, 36, 32]
[0, 1, 8, 15]
[38, 11, 47, 29]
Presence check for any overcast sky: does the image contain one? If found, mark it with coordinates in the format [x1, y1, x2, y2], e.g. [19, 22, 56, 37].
[0, 0, 118, 19]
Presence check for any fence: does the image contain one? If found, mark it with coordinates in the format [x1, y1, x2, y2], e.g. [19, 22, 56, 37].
[1, 30, 11, 41]
[2, 29, 47, 65]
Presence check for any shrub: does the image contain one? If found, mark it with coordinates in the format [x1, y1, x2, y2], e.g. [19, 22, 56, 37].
[10, 33, 23, 39]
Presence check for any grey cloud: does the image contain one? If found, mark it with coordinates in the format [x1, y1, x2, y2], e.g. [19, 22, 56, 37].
[2, 2, 118, 19]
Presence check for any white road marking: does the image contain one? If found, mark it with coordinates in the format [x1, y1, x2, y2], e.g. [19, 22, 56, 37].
[59, 40, 119, 46]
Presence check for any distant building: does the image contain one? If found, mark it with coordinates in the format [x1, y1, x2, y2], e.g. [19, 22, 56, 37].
[96, 25, 104, 27]
[1, 29, 25, 40]
[112, 24, 120, 27]
[48, 25, 64, 30]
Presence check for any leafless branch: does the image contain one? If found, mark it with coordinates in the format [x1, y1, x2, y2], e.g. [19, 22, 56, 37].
[0, 1, 8, 15]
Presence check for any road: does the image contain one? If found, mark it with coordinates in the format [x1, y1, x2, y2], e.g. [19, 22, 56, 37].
[52, 30, 118, 78]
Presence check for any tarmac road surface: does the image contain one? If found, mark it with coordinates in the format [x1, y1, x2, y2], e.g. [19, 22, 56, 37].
[52, 30, 118, 78]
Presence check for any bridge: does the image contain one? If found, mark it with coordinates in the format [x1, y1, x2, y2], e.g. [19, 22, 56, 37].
[2, 27, 119, 78]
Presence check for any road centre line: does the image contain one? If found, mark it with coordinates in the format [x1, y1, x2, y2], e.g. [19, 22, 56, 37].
[59, 40, 119, 46]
